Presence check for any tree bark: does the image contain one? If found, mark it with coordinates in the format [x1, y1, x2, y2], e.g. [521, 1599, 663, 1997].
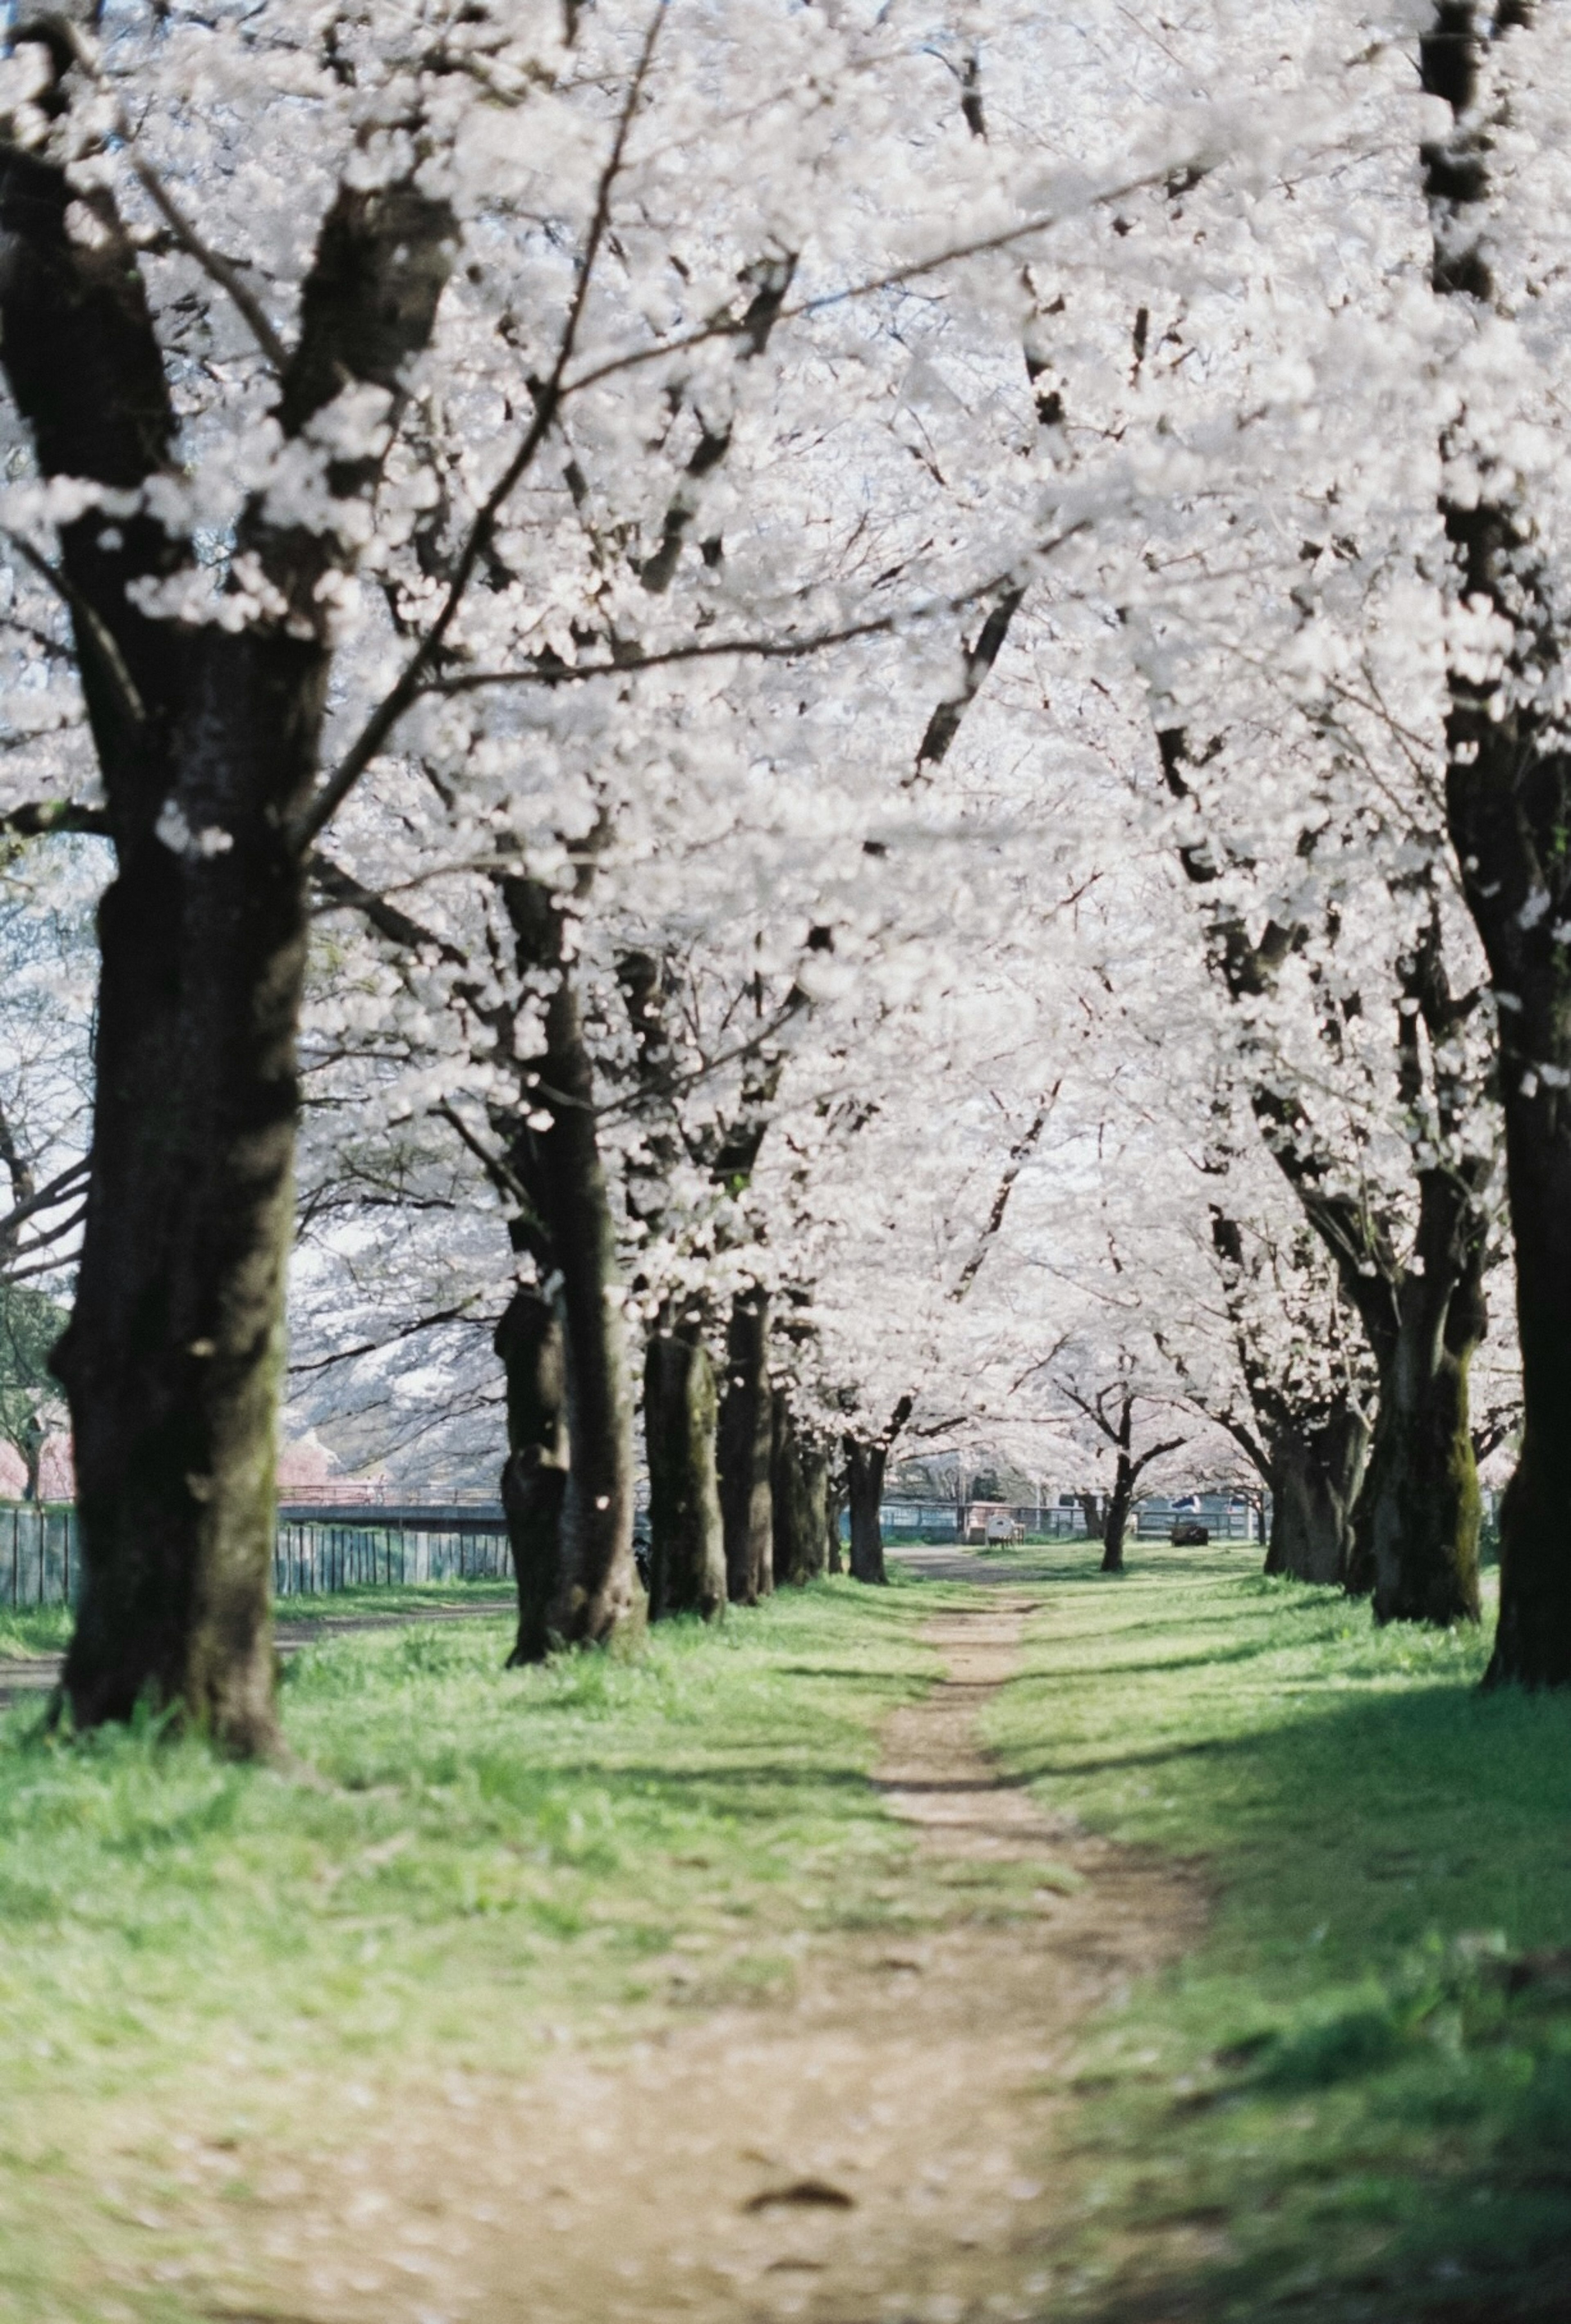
[718, 1289, 773, 1604]
[495, 1289, 568, 1665]
[801, 1438, 831, 1580]
[644, 1315, 725, 1621]
[1101, 1458, 1134, 1574]
[0, 103, 453, 1747]
[770, 1392, 825, 1587]
[1265, 1403, 1369, 1586]
[1346, 1260, 1485, 1624]
[844, 1435, 888, 1585]
[826, 1470, 846, 1573]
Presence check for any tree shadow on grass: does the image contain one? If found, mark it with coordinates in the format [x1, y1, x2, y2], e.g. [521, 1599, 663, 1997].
[1054, 1678, 1571, 2323]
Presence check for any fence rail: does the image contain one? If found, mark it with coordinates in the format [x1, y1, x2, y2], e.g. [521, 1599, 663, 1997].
[0, 1504, 515, 1612]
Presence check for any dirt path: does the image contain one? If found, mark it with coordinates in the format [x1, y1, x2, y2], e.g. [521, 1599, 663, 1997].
[195, 1569, 1204, 2324]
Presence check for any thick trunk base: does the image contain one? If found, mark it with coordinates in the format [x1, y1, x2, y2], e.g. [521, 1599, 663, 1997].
[1352, 1345, 1481, 1626]
[496, 1290, 568, 1665]
[718, 1291, 772, 1605]
[770, 1395, 825, 1588]
[1265, 1407, 1369, 1586]
[1100, 1468, 1132, 1575]
[845, 1437, 887, 1585]
[645, 1325, 725, 1622]
[1485, 1432, 1571, 1686]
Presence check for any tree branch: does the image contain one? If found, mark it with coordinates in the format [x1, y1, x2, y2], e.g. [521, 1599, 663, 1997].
[288, 2, 667, 855]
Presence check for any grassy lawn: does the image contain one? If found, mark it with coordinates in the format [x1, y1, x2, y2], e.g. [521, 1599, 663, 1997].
[984, 1542, 1571, 2322]
[6, 1545, 1571, 2321]
[0, 1577, 520, 1664]
[0, 1569, 966, 2322]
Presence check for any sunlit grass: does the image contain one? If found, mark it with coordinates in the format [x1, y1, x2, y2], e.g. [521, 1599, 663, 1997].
[0, 1572, 964, 2320]
[984, 1541, 1571, 2321]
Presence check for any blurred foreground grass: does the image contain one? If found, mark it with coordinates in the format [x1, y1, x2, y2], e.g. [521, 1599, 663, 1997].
[985, 1542, 1571, 2322]
[0, 1570, 954, 2321]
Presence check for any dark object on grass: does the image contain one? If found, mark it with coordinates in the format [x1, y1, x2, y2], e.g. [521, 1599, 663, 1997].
[1171, 1519, 1210, 1546]
[744, 2178, 855, 2213]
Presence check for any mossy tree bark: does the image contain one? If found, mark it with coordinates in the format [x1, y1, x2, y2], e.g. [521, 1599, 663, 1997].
[770, 1392, 825, 1587]
[1420, 0, 1571, 1681]
[1162, 728, 1490, 1628]
[1265, 1408, 1370, 1586]
[645, 1313, 725, 1621]
[718, 1288, 773, 1604]
[0, 70, 453, 1748]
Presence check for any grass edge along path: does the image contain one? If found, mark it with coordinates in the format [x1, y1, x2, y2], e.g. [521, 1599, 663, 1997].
[982, 1542, 1571, 2324]
[0, 1567, 997, 2324]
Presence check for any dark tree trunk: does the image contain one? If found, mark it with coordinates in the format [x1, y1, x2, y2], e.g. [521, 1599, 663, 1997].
[496, 1289, 568, 1665]
[644, 1316, 725, 1621]
[1100, 1459, 1134, 1574]
[54, 638, 322, 1750]
[1483, 1072, 1571, 1682]
[1416, 3, 1564, 1677]
[800, 1438, 831, 1581]
[1265, 1404, 1369, 1585]
[21, 1418, 42, 1507]
[845, 1436, 888, 1585]
[718, 1289, 773, 1604]
[770, 1393, 824, 1587]
[536, 967, 638, 1649]
[826, 1472, 846, 1573]
[1346, 1264, 1485, 1625]
[1077, 1490, 1104, 1540]
[0, 102, 452, 1748]
[497, 879, 641, 1653]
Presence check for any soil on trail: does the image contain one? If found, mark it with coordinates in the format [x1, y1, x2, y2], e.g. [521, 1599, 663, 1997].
[198, 1560, 1206, 2323]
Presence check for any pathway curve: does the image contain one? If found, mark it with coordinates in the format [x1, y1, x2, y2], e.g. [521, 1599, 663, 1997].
[196, 1558, 1204, 2324]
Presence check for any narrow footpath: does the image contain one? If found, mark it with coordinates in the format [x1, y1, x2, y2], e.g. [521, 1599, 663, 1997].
[203, 1557, 1204, 2324]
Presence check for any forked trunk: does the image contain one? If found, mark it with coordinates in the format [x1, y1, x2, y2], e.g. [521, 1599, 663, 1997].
[644, 1316, 725, 1622]
[718, 1289, 773, 1604]
[1101, 1459, 1134, 1575]
[770, 1393, 824, 1587]
[1265, 1404, 1369, 1586]
[845, 1436, 888, 1585]
[1346, 1267, 1484, 1626]
[495, 1288, 567, 1665]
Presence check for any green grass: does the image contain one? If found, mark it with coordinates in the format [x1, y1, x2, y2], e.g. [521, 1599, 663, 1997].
[0, 1603, 73, 1657]
[0, 1576, 517, 1662]
[0, 1570, 968, 2322]
[984, 1542, 1571, 2322]
[7, 1544, 1571, 2321]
